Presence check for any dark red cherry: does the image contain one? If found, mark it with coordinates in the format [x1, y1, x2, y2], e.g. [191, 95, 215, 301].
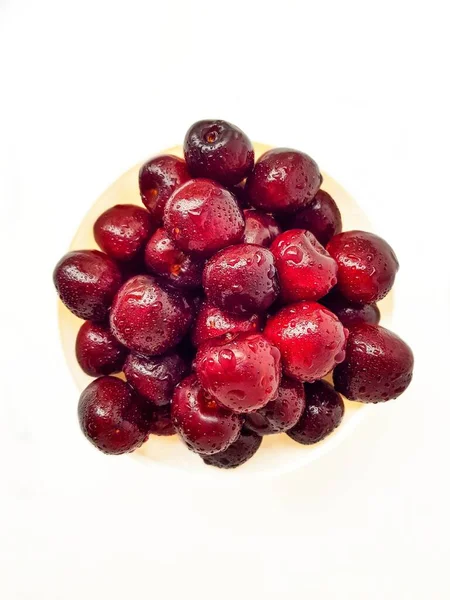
[144, 227, 204, 289]
[281, 189, 342, 246]
[76, 321, 127, 377]
[109, 274, 193, 355]
[245, 377, 305, 435]
[321, 289, 380, 328]
[146, 404, 176, 436]
[333, 324, 414, 403]
[287, 380, 344, 445]
[327, 230, 399, 304]
[163, 178, 244, 257]
[264, 302, 348, 382]
[245, 148, 321, 213]
[93, 204, 154, 262]
[201, 429, 262, 469]
[53, 250, 122, 321]
[123, 351, 188, 406]
[195, 333, 281, 413]
[203, 244, 279, 315]
[184, 119, 254, 186]
[78, 376, 149, 454]
[243, 209, 282, 247]
[171, 374, 242, 455]
[270, 229, 337, 303]
[139, 154, 190, 224]
[191, 301, 263, 348]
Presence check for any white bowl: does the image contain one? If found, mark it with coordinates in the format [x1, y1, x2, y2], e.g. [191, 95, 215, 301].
[58, 143, 394, 478]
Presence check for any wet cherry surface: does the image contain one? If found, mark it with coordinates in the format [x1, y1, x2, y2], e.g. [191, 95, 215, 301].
[201, 428, 262, 469]
[171, 374, 242, 455]
[271, 229, 338, 303]
[196, 332, 281, 413]
[203, 243, 279, 315]
[287, 380, 345, 445]
[243, 209, 281, 247]
[333, 324, 414, 403]
[321, 289, 380, 328]
[264, 302, 348, 382]
[76, 321, 127, 377]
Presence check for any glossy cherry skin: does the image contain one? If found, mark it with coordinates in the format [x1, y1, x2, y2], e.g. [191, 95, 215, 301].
[245, 377, 306, 435]
[270, 229, 338, 303]
[171, 374, 242, 455]
[53, 250, 122, 321]
[287, 380, 344, 445]
[281, 189, 342, 246]
[203, 244, 279, 315]
[144, 228, 204, 289]
[109, 274, 193, 355]
[333, 324, 414, 403]
[123, 351, 188, 406]
[201, 429, 262, 469]
[327, 230, 399, 304]
[139, 154, 190, 224]
[76, 321, 127, 377]
[243, 209, 282, 247]
[191, 301, 263, 348]
[264, 302, 348, 382]
[163, 178, 244, 257]
[245, 148, 321, 214]
[93, 204, 154, 262]
[184, 119, 254, 186]
[78, 376, 149, 454]
[195, 332, 281, 413]
[321, 289, 380, 328]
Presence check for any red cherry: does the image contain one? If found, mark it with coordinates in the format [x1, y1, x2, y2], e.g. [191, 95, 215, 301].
[264, 302, 348, 382]
[78, 376, 149, 454]
[270, 229, 338, 303]
[201, 429, 262, 469]
[287, 380, 344, 445]
[109, 274, 193, 355]
[245, 148, 321, 213]
[195, 332, 281, 413]
[333, 324, 414, 403]
[171, 374, 242, 455]
[163, 179, 245, 257]
[76, 321, 127, 377]
[321, 289, 380, 328]
[327, 230, 399, 304]
[243, 209, 281, 247]
[93, 204, 154, 262]
[139, 155, 190, 224]
[203, 244, 279, 315]
[245, 377, 305, 435]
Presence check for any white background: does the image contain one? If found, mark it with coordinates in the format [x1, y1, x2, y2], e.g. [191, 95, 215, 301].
[1, 1, 449, 598]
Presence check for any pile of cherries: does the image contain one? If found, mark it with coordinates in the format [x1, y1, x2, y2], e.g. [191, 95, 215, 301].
[53, 119, 414, 469]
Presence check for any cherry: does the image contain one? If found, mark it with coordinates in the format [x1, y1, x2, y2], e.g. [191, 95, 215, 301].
[109, 274, 193, 355]
[333, 324, 414, 403]
[163, 178, 244, 257]
[327, 230, 399, 304]
[321, 289, 380, 328]
[243, 209, 282, 247]
[270, 229, 338, 303]
[123, 351, 188, 406]
[145, 404, 177, 436]
[171, 374, 242, 455]
[184, 119, 254, 186]
[195, 332, 281, 413]
[201, 429, 262, 469]
[245, 148, 321, 213]
[78, 376, 149, 454]
[139, 154, 190, 224]
[144, 228, 204, 290]
[191, 301, 263, 348]
[76, 321, 127, 377]
[281, 189, 342, 246]
[245, 377, 305, 435]
[229, 182, 251, 209]
[264, 302, 348, 382]
[287, 380, 344, 445]
[53, 250, 122, 321]
[93, 204, 154, 262]
[203, 244, 279, 315]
